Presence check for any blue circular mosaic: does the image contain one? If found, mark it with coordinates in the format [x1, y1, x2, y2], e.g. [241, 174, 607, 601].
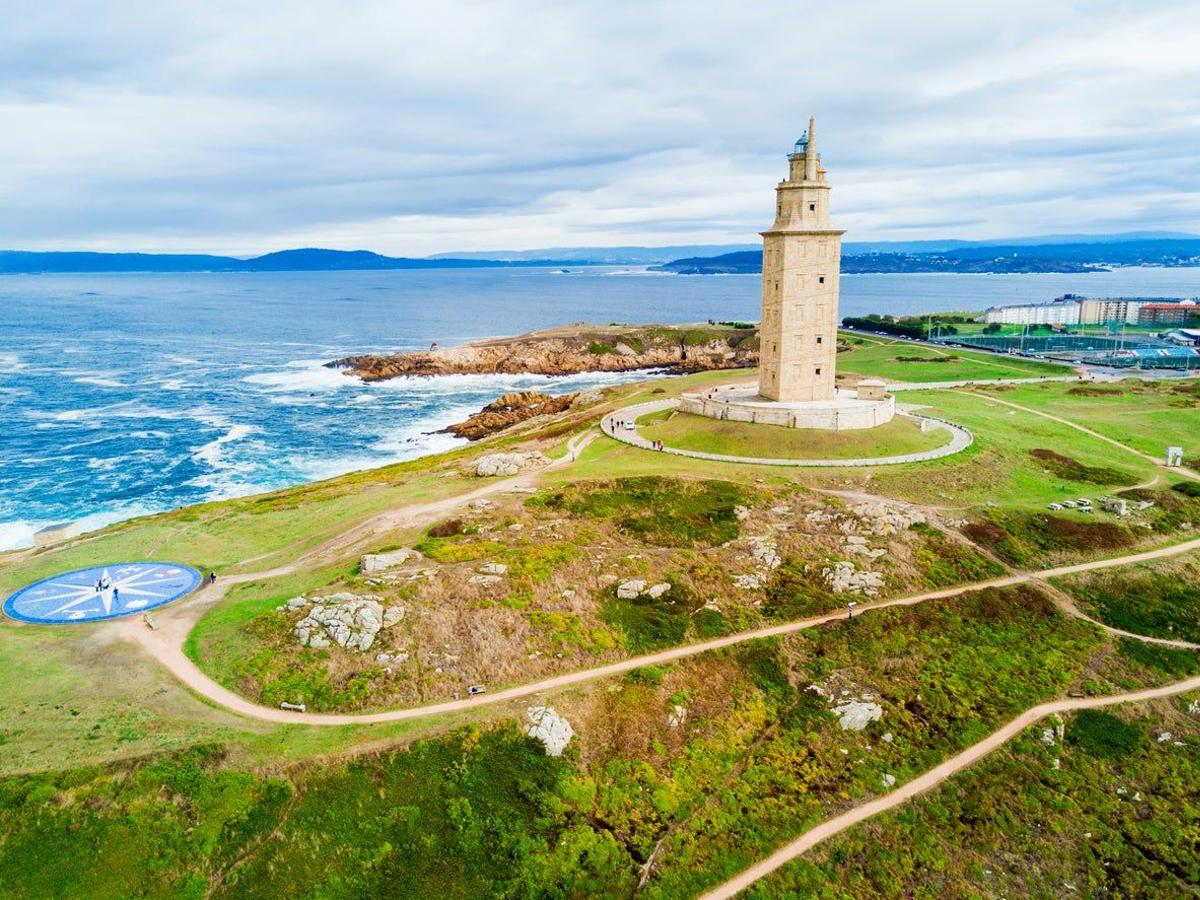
[3, 562, 202, 624]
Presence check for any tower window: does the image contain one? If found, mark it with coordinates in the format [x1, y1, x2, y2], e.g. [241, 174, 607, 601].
[816, 336, 822, 344]
[818, 276, 825, 284]
[809, 203, 815, 211]
[815, 367, 822, 375]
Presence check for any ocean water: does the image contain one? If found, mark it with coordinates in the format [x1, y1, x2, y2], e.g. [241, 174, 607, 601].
[3, 264, 1200, 551]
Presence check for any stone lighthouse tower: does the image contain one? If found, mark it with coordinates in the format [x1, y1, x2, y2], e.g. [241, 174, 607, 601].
[757, 117, 844, 402]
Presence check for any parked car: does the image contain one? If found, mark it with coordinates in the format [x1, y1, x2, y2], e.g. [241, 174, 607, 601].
[466, 685, 486, 697]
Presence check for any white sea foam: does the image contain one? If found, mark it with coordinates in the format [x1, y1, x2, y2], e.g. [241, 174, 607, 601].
[73, 375, 126, 388]
[242, 359, 351, 393]
[0, 521, 35, 551]
[0, 353, 25, 373]
[0, 501, 163, 553]
[192, 423, 257, 468]
[366, 367, 666, 396]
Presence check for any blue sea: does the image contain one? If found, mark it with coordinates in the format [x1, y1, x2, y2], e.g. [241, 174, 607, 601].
[3, 264, 1200, 551]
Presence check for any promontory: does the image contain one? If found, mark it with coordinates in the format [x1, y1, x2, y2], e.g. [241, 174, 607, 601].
[325, 323, 760, 381]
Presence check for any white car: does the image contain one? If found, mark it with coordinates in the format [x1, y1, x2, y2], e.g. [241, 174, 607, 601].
[1047, 503, 1063, 511]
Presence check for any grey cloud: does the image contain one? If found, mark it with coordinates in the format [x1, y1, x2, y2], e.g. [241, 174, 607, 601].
[1, 0, 1198, 253]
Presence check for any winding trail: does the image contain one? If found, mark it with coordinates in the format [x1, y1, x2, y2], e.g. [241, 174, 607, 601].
[113, 524, 1200, 726]
[699, 671, 1200, 900]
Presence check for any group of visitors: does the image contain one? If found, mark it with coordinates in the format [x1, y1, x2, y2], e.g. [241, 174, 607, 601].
[650, 439, 665, 451]
[94, 574, 119, 602]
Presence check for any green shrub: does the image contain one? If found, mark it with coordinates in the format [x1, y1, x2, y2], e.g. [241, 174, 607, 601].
[1171, 481, 1200, 498]
[764, 559, 840, 619]
[1068, 709, 1143, 759]
[1028, 448, 1134, 485]
[911, 524, 1006, 587]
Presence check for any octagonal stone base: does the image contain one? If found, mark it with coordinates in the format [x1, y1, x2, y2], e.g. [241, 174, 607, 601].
[678, 383, 895, 431]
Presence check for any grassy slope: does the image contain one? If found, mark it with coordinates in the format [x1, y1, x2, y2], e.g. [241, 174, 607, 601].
[636, 410, 949, 459]
[860, 388, 1160, 508]
[837, 333, 1069, 382]
[969, 379, 1200, 458]
[0, 462, 473, 596]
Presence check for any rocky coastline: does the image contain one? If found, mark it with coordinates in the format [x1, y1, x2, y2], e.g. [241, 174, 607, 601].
[438, 390, 577, 441]
[325, 323, 759, 382]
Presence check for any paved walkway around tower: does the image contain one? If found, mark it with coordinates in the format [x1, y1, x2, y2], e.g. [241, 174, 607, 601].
[601, 398, 973, 467]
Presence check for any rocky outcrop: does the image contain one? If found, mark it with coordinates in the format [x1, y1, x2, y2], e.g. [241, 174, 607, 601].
[616, 579, 671, 600]
[525, 706, 575, 756]
[360, 547, 422, 574]
[441, 391, 576, 441]
[291, 593, 405, 652]
[326, 324, 758, 381]
[822, 560, 885, 596]
[472, 451, 550, 477]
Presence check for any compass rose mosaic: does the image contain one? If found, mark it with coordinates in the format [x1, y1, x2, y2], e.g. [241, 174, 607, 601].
[3, 562, 202, 624]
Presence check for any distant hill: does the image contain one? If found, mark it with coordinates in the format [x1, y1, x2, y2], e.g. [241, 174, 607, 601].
[426, 244, 760, 265]
[427, 232, 1200, 264]
[654, 237, 1200, 275]
[5, 233, 1200, 274]
[0, 247, 585, 274]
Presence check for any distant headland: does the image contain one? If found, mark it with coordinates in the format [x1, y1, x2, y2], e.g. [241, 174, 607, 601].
[653, 235, 1200, 275]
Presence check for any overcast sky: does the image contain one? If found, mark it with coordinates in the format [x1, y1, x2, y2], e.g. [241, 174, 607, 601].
[2, 1, 1199, 255]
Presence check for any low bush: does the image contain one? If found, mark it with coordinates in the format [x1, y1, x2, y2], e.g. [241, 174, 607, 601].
[1068, 709, 1143, 759]
[428, 517, 465, 538]
[962, 510, 1134, 566]
[1028, 448, 1133, 485]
